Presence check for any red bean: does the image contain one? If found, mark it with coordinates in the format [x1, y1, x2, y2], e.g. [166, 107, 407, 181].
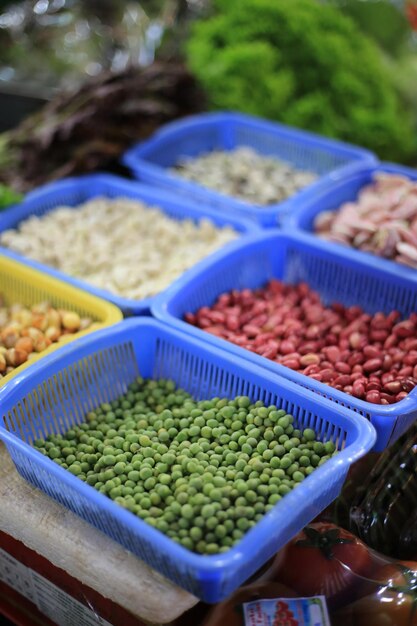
[321, 368, 335, 382]
[398, 366, 413, 378]
[394, 321, 415, 338]
[404, 353, 417, 366]
[381, 372, 395, 385]
[363, 358, 383, 373]
[396, 391, 408, 402]
[281, 357, 300, 370]
[334, 374, 351, 387]
[370, 330, 389, 342]
[384, 334, 398, 349]
[261, 345, 278, 359]
[401, 378, 417, 393]
[366, 381, 381, 392]
[187, 279, 417, 406]
[226, 315, 240, 331]
[310, 373, 323, 381]
[335, 361, 351, 374]
[324, 346, 340, 363]
[280, 340, 296, 355]
[352, 383, 365, 398]
[366, 390, 381, 404]
[382, 355, 393, 371]
[303, 364, 321, 376]
[363, 346, 381, 359]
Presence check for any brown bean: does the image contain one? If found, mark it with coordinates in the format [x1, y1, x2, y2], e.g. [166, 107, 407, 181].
[300, 353, 320, 367]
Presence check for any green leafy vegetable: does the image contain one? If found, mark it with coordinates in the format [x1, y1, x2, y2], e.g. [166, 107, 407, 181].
[186, 0, 416, 163]
[0, 183, 22, 209]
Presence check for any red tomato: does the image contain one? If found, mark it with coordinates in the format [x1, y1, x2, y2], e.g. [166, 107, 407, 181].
[202, 582, 296, 626]
[407, 4, 417, 30]
[272, 522, 372, 605]
[333, 561, 417, 626]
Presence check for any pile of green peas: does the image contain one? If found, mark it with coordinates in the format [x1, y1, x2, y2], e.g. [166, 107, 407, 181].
[33, 377, 337, 555]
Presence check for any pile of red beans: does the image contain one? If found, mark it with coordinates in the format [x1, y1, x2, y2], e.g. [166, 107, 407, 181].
[184, 280, 417, 405]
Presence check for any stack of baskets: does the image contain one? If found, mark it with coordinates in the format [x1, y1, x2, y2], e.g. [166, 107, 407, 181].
[2, 110, 416, 601]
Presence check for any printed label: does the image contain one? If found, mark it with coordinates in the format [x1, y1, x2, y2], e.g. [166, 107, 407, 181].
[0, 547, 113, 626]
[243, 596, 331, 626]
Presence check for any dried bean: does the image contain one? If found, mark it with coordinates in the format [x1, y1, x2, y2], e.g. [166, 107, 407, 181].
[172, 147, 317, 206]
[186, 278, 417, 405]
[315, 173, 417, 268]
[0, 198, 237, 300]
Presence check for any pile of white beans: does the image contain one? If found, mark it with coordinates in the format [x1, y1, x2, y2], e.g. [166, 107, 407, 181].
[171, 147, 317, 206]
[0, 197, 238, 300]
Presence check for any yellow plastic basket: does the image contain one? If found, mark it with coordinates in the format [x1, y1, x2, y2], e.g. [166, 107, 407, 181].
[0, 253, 122, 386]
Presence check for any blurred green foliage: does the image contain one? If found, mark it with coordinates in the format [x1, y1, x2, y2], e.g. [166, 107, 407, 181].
[0, 183, 21, 208]
[328, 0, 411, 57]
[186, 0, 417, 162]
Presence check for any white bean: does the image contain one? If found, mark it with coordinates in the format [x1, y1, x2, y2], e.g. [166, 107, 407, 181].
[0, 197, 238, 299]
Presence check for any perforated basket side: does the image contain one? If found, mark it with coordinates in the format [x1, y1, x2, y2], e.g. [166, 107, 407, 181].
[0, 319, 375, 601]
[153, 231, 417, 450]
[0, 175, 257, 316]
[284, 162, 417, 233]
[232, 121, 351, 174]
[122, 112, 378, 227]
[0, 253, 122, 386]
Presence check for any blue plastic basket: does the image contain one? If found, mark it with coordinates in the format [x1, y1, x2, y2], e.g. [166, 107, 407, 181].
[153, 230, 417, 452]
[122, 111, 378, 227]
[0, 318, 375, 602]
[284, 162, 417, 241]
[0, 174, 258, 316]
